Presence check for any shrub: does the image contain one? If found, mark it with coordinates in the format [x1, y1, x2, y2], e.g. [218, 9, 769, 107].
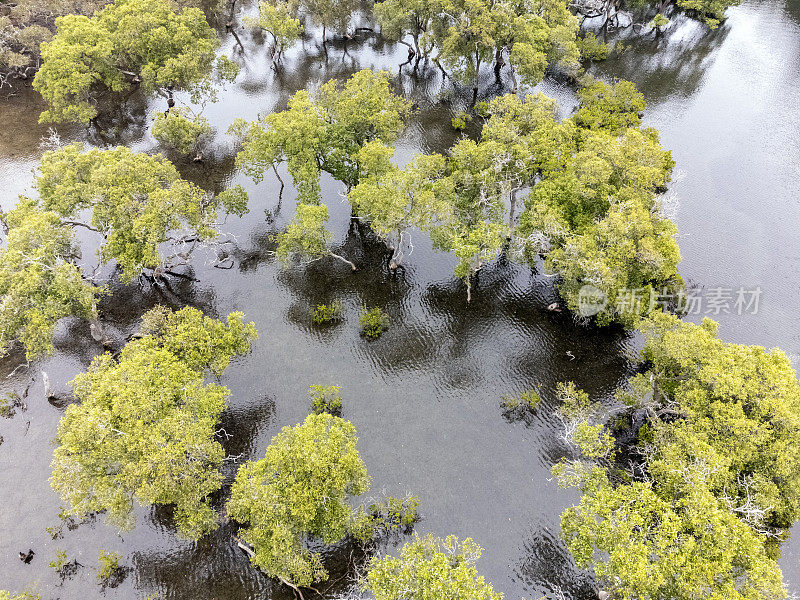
[451, 112, 471, 130]
[309, 384, 342, 416]
[97, 550, 121, 581]
[500, 389, 542, 414]
[359, 307, 389, 339]
[311, 299, 344, 324]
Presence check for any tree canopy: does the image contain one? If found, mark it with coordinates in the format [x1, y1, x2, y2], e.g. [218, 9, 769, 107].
[554, 312, 800, 599]
[348, 79, 680, 316]
[226, 413, 370, 588]
[233, 69, 412, 204]
[34, 143, 247, 282]
[33, 0, 235, 124]
[364, 534, 503, 600]
[51, 306, 257, 539]
[0, 199, 96, 361]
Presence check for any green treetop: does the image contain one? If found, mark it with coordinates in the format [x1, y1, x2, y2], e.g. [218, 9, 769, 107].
[349, 142, 451, 268]
[244, 0, 304, 58]
[0, 200, 97, 361]
[630, 312, 800, 531]
[34, 143, 246, 282]
[234, 69, 412, 205]
[51, 306, 257, 539]
[274, 202, 357, 269]
[553, 312, 800, 599]
[558, 467, 786, 600]
[226, 413, 370, 589]
[364, 534, 503, 600]
[33, 0, 236, 124]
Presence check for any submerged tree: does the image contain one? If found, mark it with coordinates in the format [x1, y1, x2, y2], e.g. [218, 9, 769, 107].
[364, 534, 503, 600]
[227, 413, 370, 592]
[34, 143, 247, 282]
[553, 312, 800, 599]
[234, 69, 412, 205]
[0, 200, 96, 361]
[51, 306, 257, 539]
[0, 144, 246, 360]
[33, 0, 237, 124]
[244, 0, 303, 59]
[274, 203, 357, 269]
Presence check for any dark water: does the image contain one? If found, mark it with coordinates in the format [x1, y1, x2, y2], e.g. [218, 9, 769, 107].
[1, 0, 800, 597]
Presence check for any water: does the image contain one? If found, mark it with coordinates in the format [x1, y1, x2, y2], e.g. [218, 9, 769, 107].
[2, 0, 800, 596]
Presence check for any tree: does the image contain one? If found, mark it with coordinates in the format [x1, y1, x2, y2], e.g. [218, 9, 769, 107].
[364, 534, 503, 600]
[558, 468, 786, 600]
[152, 107, 212, 156]
[233, 69, 412, 205]
[0, 199, 97, 361]
[226, 413, 370, 591]
[630, 312, 800, 531]
[553, 312, 800, 599]
[274, 203, 357, 269]
[33, 0, 236, 124]
[51, 306, 257, 539]
[243, 0, 303, 59]
[373, 0, 438, 60]
[423, 0, 580, 93]
[34, 143, 247, 282]
[349, 142, 450, 268]
[572, 78, 645, 133]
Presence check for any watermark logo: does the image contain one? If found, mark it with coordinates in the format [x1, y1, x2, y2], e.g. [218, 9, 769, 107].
[578, 285, 608, 317]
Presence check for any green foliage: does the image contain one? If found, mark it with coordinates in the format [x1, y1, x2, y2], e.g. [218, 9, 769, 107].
[350, 494, 420, 543]
[576, 32, 609, 60]
[152, 107, 212, 155]
[234, 69, 412, 204]
[310, 299, 344, 324]
[425, 0, 580, 90]
[555, 312, 800, 600]
[49, 549, 68, 572]
[244, 0, 303, 56]
[51, 306, 256, 539]
[33, 0, 233, 124]
[0, 592, 40, 600]
[97, 550, 122, 581]
[474, 101, 490, 117]
[226, 413, 370, 588]
[274, 203, 336, 265]
[573, 78, 646, 133]
[676, 0, 740, 27]
[349, 145, 450, 268]
[500, 389, 542, 413]
[0, 199, 97, 360]
[359, 307, 389, 340]
[364, 534, 503, 600]
[33, 143, 244, 282]
[451, 112, 470, 130]
[309, 384, 342, 415]
[636, 312, 800, 530]
[649, 12, 670, 31]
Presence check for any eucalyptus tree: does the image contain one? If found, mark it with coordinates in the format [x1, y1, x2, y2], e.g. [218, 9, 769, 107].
[244, 0, 303, 59]
[226, 413, 370, 594]
[349, 142, 451, 268]
[378, 0, 581, 91]
[274, 203, 357, 269]
[152, 107, 212, 156]
[364, 535, 503, 600]
[553, 312, 800, 600]
[51, 306, 257, 539]
[234, 69, 412, 205]
[0, 200, 96, 361]
[0, 144, 246, 359]
[34, 143, 247, 282]
[33, 0, 237, 124]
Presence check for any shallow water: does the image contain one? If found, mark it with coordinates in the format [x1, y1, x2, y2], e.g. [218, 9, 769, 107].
[1, 0, 800, 597]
